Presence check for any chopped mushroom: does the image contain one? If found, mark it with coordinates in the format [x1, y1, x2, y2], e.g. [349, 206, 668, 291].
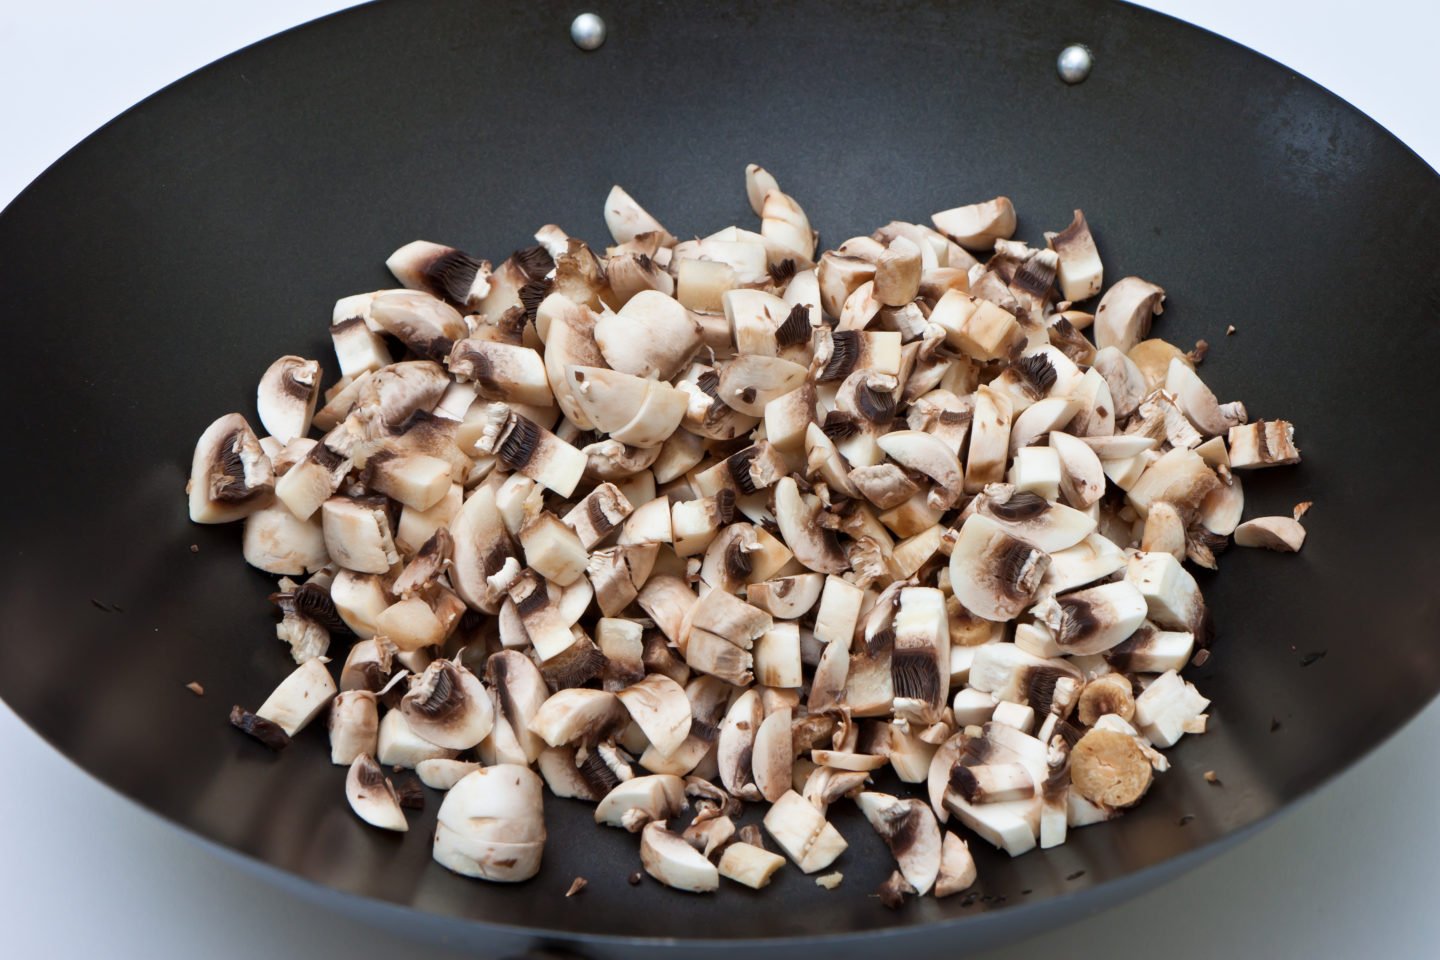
[196, 167, 1310, 899]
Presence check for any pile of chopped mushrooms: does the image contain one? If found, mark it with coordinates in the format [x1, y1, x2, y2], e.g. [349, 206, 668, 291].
[190, 166, 1306, 904]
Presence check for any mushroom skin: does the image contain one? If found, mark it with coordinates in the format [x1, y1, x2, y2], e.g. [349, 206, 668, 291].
[346, 753, 409, 832]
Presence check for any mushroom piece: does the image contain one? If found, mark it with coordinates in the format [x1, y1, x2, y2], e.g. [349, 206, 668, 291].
[346, 753, 409, 832]
[763, 790, 849, 873]
[1234, 516, 1307, 552]
[594, 774, 687, 832]
[973, 488, 1097, 553]
[416, 758, 484, 791]
[367, 290, 467, 362]
[1227, 420, 1301, 469]
[445, 339, 553, 407]
[604, 185, 677, 247]
[255, 658, 336, 736]
[774, 477, 849, 574]
[1126, 448, 1221, 519]
[948, 514, 1050, 622]
[874, 237, 923, 306]
[1045, 210, 1103, 302]
[257, 356, 322, 444]
[1133, 670, 1210, 748]
[329, 690, 379, 765]
[243, 503, 329, 576]
[714, 355, 808, 417]
[529, 688, 629, 748]
[718, 842, 787, 889]
[377, 705, 459, 768]
[1030, 581, 1148, 656]
[567, 367, 690, 448]
[931, 197, 1017, 251]
[965, 385, 1013, 493]
[615, 674, 693, 758]
[876, 430, 964, 509]
[1093, 277, 1166, 353]
[1077, 674, 1137, 726]
[432, 765, 546, 882]
[321, 496, 398, 574]
[472, 403, 587, 497]
[1125, 550, 1209, 635]
[1069, 729, 1153, 808]
[400, 658, 494, 751]
[716, 688, 765, 801]
[331, 317, 393, 379]
[1164, 358, 1246, 437]
[640, 821, 720, 893]
[751, 707, 795, 803]
[747, 573, 824, 620]
[857, 792, 943, 895]
[386, 240, 491, 307]
[188, 413, 275, 523]
[934, 833, 978, 897]
[593, 290, 704, 380]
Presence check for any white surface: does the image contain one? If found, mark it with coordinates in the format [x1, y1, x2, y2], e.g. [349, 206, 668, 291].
[1, 2, 1436, 956]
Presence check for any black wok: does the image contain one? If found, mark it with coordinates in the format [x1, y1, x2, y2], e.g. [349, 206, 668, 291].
[2, 0, 1438, 956]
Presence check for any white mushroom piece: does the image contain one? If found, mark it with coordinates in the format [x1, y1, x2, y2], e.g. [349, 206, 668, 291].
[257, 356, 322, 444]
[198, 165, 1313, 898]
[433, 766, 547, 882]
[346, 754, 408, 832]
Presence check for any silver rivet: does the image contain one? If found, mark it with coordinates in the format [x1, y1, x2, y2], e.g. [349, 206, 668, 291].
[1057, 44, 1093, 84]
[570, 12, 606, 51]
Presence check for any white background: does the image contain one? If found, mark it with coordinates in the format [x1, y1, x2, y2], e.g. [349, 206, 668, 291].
[2, 2, 1436, 956]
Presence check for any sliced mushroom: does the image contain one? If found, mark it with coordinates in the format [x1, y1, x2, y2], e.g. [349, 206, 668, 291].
[346, 753, 408, 832]
[255, 658, 336, 736]
[640, 821, 719, 893]
[615, 674, 693, 758]
[188, 413, 275, 523]
[934, 833, 978, 897]
[1030, 581, 1148, 656]
[529, 688, 629, 748]
[445, 339, 552, 407]
[1133, 669, 1210, 748]
[432, 765, 546, 882]
[1093, 277, 1165, 352]
[367, 290, 467, 362]
[1227, 419, 1301, 469]
[595, 774, 687, 832]
[1069, 728, 1152, 808]
[1126, 447, 1221, 518]
[716, 688, 764, 800]
[931, 197, 1016, 251]
[604, 185, 677, 247]
[1077, 674, 1136, 726]
[718, 842, 787, 889]
[751, 707, 795, 803]
[243, 502, 328, 576]
[1234, 516, 1306, 552]
[415, 758, 483, 791]
[973, 488, 1097, 553]
[257, 356, 322, 444]
[1045, 210, 1103, 302]
[763, 790, 849, 873]
[948, 514, 1050, 622]
[399, 658, 494, 750]
[774, 477, 849, 574]
[964, 385, 1013, 493]
[1125, 550, 1209, 635]
[329, 690, 379, 765]
[472, 403, 587, 497]
[857, 792, 943, 894]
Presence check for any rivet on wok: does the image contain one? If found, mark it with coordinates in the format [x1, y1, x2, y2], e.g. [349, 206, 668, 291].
[571, 13, 607, 51]
[1057, 44, 1093, 84]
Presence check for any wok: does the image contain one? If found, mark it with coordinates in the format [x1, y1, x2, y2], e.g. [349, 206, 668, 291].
[1, 0, 1438, 956]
